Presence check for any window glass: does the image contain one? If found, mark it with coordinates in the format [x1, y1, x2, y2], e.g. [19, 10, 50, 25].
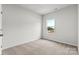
[47, 19, 55, 33]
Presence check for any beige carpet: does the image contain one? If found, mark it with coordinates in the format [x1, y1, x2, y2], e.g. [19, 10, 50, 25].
[2, 39, 78, 55]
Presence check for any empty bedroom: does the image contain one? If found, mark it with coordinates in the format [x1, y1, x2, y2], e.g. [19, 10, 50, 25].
[0, 4, 78, 55]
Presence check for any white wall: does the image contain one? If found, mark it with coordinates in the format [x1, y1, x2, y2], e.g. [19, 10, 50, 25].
[0, 4, 2, 54]
[78, 5, 79, 53]
[43, 5, 78, 46]
[0, 4, 2, 32]
[2, 4, 42, 49]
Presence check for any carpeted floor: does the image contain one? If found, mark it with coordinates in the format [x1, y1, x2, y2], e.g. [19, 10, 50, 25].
[2, 39, 78, 55]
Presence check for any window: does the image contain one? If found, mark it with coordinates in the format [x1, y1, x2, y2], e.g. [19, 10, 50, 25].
[47, 19, 55, 33]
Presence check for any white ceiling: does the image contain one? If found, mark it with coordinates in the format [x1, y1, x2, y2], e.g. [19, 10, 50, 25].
[19, 4, 72, 15]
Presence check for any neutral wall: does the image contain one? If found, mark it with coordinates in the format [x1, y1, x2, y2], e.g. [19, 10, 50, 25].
[78, 4, 79, 53]
[0, 4, 2, 55]
[2, 5, 42, 49]
[43, 5, 78, 46]
[0, 4, 2, 31]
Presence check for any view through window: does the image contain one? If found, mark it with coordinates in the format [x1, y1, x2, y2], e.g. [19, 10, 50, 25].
[47, 19, 55, 33]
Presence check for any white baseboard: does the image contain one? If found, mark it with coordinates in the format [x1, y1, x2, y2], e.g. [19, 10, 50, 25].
[2, 39, 39, 50]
